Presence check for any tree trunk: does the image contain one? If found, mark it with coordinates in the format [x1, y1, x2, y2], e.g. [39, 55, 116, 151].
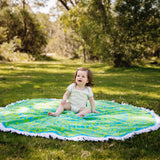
[22, 0, 26, 9]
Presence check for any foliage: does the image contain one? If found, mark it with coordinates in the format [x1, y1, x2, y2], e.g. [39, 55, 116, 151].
[0, 37, 33, 62]
[112, 0, 160, 66]
[0, 59, 160, 159]
[60, 1, 110, 62]
[59, 0, 160, 66]
[19, 9, 48, 55]
[0, 1, 48, 58]
[0, 26, 7, 43]
[47, 26, 79, 57]
[0, 0, 159, 65]
[0, 7, 22, 43]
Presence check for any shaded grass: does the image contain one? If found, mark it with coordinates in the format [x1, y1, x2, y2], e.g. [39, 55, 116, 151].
[0, 59, 160, 160]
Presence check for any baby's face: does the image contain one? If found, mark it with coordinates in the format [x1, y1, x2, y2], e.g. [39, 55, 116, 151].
[76, 70, 88, 86]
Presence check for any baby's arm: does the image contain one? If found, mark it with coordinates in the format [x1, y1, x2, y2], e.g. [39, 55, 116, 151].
[61, 90, 70, 105]
[89, 97, 99, 114]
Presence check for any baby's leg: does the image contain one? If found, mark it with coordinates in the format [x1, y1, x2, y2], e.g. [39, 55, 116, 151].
[76, 107, 91, 117]
[48, 102, 71, 117]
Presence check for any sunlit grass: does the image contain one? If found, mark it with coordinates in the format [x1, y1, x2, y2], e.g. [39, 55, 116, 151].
[0, 58, 160, 160]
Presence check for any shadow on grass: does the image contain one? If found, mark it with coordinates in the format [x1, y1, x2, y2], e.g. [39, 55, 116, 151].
[0, 63, 160, 108]
[35, 55, 58, 61]
[0, 71, 73, 107]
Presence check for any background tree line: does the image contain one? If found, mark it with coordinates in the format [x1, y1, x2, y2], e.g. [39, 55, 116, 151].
[0, 0, 48, 60]
[0, 0, 159, 66]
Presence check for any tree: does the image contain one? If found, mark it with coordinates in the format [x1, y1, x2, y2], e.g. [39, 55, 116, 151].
[19, 9, 48, 55]
[5, 0, 49, 9]
[0, 6, 22, 44]
[58, 0, 160, 66]
[0, 1, 48, 55]
[60, 0, 113, 61]
[112, 0, 160, 66]
[57, 0, 79, 10]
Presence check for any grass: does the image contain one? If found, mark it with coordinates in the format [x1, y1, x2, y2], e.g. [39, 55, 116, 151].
[0, 58, 160, 160]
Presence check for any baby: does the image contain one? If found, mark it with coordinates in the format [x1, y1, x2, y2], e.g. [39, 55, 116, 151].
[48, 67, 99, 117]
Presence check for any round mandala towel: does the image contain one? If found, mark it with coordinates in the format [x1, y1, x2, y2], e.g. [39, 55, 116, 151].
[0, 99, 160, 141]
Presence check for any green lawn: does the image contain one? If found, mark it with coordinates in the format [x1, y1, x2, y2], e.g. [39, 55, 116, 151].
[0, 58, 160, 160]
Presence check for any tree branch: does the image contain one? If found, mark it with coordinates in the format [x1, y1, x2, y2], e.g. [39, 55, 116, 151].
[69, 0, 75, 7]
[58, 0, 70, 10]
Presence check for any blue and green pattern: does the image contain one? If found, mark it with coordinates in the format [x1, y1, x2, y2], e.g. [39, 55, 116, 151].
[0, 99, 160, 141]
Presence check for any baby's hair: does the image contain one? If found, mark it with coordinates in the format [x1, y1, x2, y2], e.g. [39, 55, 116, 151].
[73, 67, 94, 86]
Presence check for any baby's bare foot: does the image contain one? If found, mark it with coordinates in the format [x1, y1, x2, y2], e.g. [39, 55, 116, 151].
[48, 112, 58, 117]
[76, 113, 85, 117]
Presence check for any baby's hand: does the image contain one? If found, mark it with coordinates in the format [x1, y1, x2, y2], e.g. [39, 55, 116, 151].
[61, 99, 66, 105]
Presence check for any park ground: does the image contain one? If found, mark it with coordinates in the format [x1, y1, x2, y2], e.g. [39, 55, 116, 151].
[0, 57, 160, 160]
